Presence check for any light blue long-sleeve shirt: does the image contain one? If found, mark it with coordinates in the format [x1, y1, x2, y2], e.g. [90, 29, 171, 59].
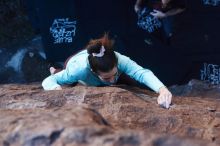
[42, 50, 165, 92]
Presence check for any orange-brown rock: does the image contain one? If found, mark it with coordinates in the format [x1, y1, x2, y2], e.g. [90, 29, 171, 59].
[0, 80, 220, 146]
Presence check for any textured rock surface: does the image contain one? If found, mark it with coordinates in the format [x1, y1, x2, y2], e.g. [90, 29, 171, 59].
[0, 81, 220, 146]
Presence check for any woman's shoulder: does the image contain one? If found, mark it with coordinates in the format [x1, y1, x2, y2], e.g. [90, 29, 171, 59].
[114, 51, 134, 71]
[114, 51, 131, 62]
[66, 50, 89, 72]
[67, 50, 88, 65]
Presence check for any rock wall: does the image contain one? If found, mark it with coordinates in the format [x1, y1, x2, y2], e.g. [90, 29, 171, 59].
[0, 80, 220, 146]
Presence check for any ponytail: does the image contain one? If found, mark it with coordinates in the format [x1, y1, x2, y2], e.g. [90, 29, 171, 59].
[86, 34, 118, 73]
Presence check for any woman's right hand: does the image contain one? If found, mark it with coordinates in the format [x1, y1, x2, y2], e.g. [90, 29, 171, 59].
[157, 86, 172, 109]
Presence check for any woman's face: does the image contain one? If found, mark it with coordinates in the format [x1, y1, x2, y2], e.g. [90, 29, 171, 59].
[97, 66, 118, 83]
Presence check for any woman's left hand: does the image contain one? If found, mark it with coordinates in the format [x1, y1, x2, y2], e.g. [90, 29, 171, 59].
[157, 86, 172, 109]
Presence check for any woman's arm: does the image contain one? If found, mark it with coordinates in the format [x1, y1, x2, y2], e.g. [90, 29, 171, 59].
[117, 53, 164, 92]
[42, 62, 81, 90]
[134, 0, 146, 13]
[150, 7, 185, 19]
[165, 7, 185, 17]
[116, 52, 172, 108]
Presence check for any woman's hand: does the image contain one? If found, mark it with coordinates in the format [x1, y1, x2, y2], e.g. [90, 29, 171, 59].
[54, 86, 62, 90]
[150, 9, 167, 19]
[157, 86, 172, 109]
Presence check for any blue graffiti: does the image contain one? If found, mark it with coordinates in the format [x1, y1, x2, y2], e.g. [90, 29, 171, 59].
[200, 63, 220, 84]
[137, 8, 162, 33]
[202, 0, 220, 6]
[50, 18, 77, 44]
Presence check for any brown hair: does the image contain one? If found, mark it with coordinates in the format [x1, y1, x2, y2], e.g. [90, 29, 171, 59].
[86, 34, 118, 74]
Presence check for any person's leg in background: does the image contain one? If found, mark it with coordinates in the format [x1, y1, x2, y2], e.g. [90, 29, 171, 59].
[161, 16, 174, 45]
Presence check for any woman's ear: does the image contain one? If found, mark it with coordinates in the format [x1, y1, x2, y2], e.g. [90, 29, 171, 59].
[91, 69, 99, 76]
[90, 69, 95, 74]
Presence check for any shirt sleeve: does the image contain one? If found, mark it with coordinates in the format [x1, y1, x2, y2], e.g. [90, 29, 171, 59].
[116, 52, 165, 93]
[42, 62, 81, 90]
